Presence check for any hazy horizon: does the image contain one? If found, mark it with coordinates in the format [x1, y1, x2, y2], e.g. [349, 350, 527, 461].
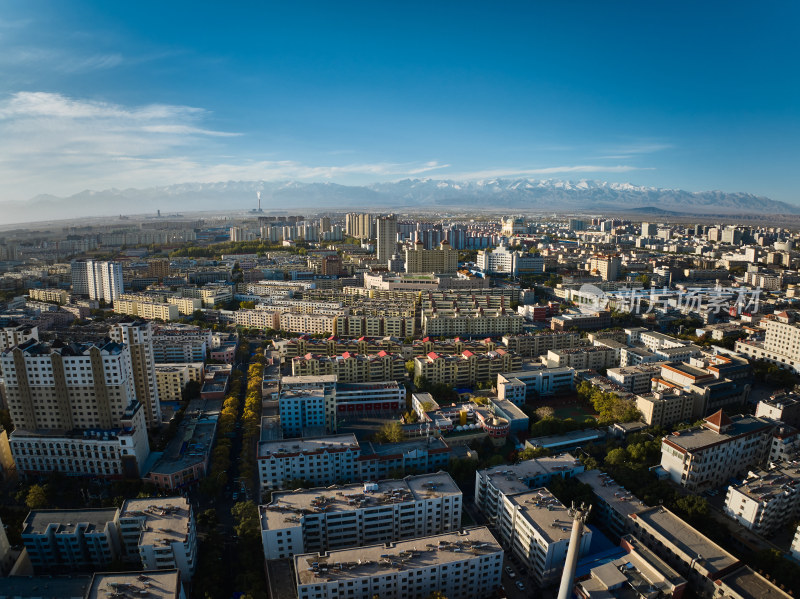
[0, 1, 798, 217]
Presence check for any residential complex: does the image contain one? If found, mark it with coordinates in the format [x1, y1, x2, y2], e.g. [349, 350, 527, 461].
[295, 527, 502, 599]
[260, 472, 461, 559]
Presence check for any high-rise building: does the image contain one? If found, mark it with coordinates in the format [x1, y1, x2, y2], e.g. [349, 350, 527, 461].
[588, 255, 621, 281]
[404, 240, 458, 274]
[110, 321, 162, 428]
[376, 215, 397, 265]
[640, 222, 658, 237]
[345, 213, 374, 239]
[0, 339, 137, 431]
[70, 259, 89, 296]
[86, 260, 124, 303]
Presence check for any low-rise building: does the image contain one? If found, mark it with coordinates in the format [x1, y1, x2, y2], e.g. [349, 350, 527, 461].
[260, 472, 461, 560]
[574, 534, 687, 599]
[551, 310, 611, 331]
[497, 366, 575, 402]
[294, 527, 502, 599]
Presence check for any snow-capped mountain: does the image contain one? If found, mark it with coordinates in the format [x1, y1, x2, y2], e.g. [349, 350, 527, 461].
[1, 178, 796, 223]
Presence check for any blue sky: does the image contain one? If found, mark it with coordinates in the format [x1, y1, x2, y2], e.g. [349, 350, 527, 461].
[0, 1, 798, 204]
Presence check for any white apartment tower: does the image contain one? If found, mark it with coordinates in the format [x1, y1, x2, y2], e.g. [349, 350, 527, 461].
[86, 260, 124, 303]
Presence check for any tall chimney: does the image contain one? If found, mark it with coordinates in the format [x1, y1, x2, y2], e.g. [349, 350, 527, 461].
[556, 502, 592, 599]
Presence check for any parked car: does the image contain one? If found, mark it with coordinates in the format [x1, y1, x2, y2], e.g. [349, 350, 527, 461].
[515, 581, 525, 591]
[505, 566, 515, 578]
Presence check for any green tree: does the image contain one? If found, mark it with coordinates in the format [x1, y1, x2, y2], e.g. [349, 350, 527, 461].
[231, 500, 261, 542]
[375, 421, 405, 443]
[605, 447, 628, 467]
[25, 484, 49, 509]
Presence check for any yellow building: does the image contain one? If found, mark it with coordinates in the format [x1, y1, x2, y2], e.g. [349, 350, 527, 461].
[404, 241, 458, 274]
[29, 288, 68, 304]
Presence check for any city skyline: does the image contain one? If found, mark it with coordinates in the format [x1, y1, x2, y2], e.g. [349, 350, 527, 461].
[0, 0, 798, 215]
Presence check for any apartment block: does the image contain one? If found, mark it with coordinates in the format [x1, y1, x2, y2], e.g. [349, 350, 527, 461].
[258, 434, 451, 494]
[636, 389, 699, 428]
[279, 387, 329, 437]
[736, 314, 800, 374]
[501, 331, 581, 358]
[29, 288, 68, 304]
[292, 352, 407, 383]
[660, 411, 774, 492]
[414, 349, 522, 387]
[404, 240, 458, 274]
[497, 488, 591, 584]
[115, 297, 180, 321]
[723, 463, 800, 536]
[295, 527, 502, 599]
[335, 314, 415, 338]
[10, 401, 150, 478]
[544, 346, 617, 370]
[756, 393, 800, 427]
[606, 363, 665, 394]
[155, 363, 204, 402]
[118, 497, 197, 581]
[260, 472, 461, 560]
[167, 296, 203, 315]
[473, 454, 585, 522]
[22, 508, 121, 571]
[0, 339, 138, 431]
[421, 306, 524, 337]
[628, 507, 790, 598]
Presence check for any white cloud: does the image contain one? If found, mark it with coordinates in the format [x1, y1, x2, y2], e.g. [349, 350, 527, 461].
[0, 91, 450, 202]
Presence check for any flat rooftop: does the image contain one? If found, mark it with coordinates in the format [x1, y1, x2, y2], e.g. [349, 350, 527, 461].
[575, 470, 648, 519]
[727, 463, 800, 503]
[717, 565, 791, 599]
[261, 472, 460, 531]
[0, 575, 91, 598]
[23, 508, 118, 535]
[506, 488, 575, 544]
[663, 415, 772, 452]
[87, 570, 182, 599]
[259, 433, 359, 457]
[631, 507, 738, 576]
[479, 454, 582, 497]
[120, 497, 191, 547]
[295, 526, 501, 585]
[360, 437, 448, 457]
[528, 428, 605, 450]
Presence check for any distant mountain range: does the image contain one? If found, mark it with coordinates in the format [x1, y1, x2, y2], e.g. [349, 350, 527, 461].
[2, 178, 797, 223]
